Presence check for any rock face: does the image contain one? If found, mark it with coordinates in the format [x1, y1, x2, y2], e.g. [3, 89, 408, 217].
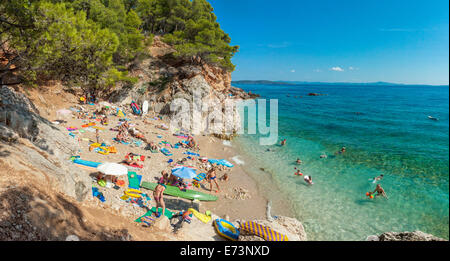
[0, 85, 91, 201]
[367, 231, 447, 241]
[109, 36, 255, 139]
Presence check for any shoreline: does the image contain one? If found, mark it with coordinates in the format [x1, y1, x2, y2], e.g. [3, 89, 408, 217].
[54, 101, 283, 225]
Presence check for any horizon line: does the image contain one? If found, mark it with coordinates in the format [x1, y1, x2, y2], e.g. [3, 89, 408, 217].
[231, 80, 450, 86]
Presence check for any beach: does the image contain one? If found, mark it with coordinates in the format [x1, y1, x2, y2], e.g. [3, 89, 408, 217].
[54, 100, 274, 226]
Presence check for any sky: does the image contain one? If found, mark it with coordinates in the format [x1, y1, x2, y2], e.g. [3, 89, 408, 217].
[209, 0, 449, 85]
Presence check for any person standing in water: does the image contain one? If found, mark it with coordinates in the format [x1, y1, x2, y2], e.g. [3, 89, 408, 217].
[372, 184, 388, 199]
[296, 158, 302, 165]
[281, 139, 287, 146]
[304, 175, 313, 185]
[153, 180, 167, 218]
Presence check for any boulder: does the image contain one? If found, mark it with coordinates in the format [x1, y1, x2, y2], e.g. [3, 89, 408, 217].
[367, 231, 446, 241]
[0, 85, 91, 202]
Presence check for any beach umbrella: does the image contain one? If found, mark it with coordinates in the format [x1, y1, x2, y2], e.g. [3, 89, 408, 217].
[97, 163, 128, 176]
[171, 166, 197, 180]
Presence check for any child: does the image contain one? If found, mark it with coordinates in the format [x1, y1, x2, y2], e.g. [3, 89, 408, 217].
[220, 173, 229, 182]
[95, 129, 100, 143]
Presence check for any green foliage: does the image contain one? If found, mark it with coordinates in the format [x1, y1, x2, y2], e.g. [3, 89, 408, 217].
[136, 0, 238, 71]
[1, 0, 237, 91]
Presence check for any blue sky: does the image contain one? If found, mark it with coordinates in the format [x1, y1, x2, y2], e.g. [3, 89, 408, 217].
[209, 0, 449, 85]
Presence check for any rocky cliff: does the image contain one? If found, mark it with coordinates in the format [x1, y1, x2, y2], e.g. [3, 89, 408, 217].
[109, 36, 257, 139]
[0, 85, 91, 202]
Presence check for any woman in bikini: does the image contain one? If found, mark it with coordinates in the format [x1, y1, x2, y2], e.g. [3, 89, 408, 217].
[207, 167, 220, 193]
[153, 180, 167, 218]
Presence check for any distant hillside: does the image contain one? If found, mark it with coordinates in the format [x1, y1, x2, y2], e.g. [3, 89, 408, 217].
[231, 80, 447, 86]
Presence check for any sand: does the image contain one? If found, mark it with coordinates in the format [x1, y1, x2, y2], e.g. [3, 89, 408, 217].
[55, 101, 269, 225]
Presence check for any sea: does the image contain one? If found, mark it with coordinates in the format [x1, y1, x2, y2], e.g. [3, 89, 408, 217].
[231, 82, 449, 241]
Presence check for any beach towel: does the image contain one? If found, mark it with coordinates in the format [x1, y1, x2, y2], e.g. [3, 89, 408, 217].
[125, 153, 145, 162]
[160, 148, 173, 156]
[239, 221, 289, 241]
[127, 172, 142, 190]
[184, 151, 200, 157]
[113, 138, 130, 145]
[193, 173, 207, 182]
[81, 122, 96, 128]
[135, 208, 174, 223]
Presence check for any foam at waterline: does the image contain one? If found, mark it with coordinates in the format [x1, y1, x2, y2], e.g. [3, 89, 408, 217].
[223, 140, 232, 147]
[231, 155, 245, 165]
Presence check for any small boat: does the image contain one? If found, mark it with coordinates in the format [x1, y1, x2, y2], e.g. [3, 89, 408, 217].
[214, 219, 240, 241]
[428, 116, 439, 121]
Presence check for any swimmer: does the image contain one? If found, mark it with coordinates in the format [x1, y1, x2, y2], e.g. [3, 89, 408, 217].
[281, 139, 287, 146]
[294, 169, 303, 176]
[296, 158, 302, 165]
[320, 154, 327, 158]
[335, 147, 346, 155]
[304, 175, 313, 185]
[372, 184, 388, 199]
[372, 174, 384, 183]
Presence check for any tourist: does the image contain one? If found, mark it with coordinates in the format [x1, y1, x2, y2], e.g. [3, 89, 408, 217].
[153, 181, 167, 218]
[207, 167, 220, 193]
[220, 173, 229, 182]
[281, 139, 287, 146]
[95, 129, 100, 143]
[101, 115, 108, 125]
[304, 175, 313, 185]
[372, 174, 384, 183]
[125, 153, 140, 166]
[295, 169, 303, 176]
[159, 171, 169, 184]
[296, 158, 302, 165]
[372, 184, 388, 199]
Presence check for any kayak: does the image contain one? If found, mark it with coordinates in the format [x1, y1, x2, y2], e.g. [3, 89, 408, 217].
[140, 182, 218, 201]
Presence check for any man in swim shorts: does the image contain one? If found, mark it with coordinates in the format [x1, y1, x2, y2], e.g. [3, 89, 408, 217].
[207, 167, 220, 193]
[153, 181, 167, 218]
[372, 184, 388, 199]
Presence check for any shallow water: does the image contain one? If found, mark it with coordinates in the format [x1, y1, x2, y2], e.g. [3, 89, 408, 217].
[232, 83, 449, 241]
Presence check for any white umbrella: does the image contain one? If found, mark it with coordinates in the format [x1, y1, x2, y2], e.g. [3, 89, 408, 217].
[97, 163, 128, 176]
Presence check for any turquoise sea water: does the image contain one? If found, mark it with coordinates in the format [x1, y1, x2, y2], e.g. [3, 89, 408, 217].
[232, 83, 449, 241]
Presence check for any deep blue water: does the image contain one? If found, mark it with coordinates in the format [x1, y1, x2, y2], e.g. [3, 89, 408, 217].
[232, 83, 449, 240]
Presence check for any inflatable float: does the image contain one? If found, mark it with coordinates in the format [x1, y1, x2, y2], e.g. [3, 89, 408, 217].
[124, 189, 142, 198]
[239, 221, 289, 241]
[131, 101, 141, 115]
[73, 158, 102, 168]
[140, 182, 218, 201]
[188, 208, 212, 224]
[214, 219, 240, 241]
